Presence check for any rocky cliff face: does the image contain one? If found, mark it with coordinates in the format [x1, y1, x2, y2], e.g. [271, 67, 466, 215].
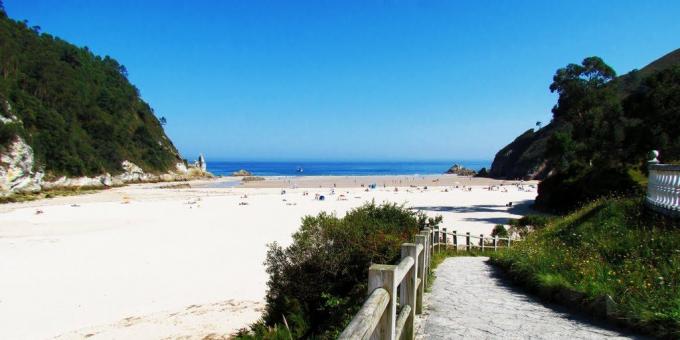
[1, 98, 208, 197]
[0, 137, 42, 196]
[0, 141, 203, 197]
[488, 122, 563, 180]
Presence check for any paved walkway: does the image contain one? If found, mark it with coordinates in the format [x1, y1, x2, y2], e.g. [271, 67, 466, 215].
[416, 257, 642, 340]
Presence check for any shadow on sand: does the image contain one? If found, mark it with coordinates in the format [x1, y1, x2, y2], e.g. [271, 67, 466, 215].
[411, 199, 535, 217]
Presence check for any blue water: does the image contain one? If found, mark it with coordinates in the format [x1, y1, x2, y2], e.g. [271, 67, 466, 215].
[207, 161, 491, 177]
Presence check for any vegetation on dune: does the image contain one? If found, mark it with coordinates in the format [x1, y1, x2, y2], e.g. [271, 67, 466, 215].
[0, 186, 102, 204]
[236, 202, 441, 339]
[0, 4, 179, 177]
[491, 198, 680, 338]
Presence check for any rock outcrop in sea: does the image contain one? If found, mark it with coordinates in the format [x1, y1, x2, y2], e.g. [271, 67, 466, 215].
[232, 169, 252, 177]
[445, 164, 476, 176]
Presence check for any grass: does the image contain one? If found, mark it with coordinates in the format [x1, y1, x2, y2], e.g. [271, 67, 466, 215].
[0, 186, 103, 204]
[489, 197, 680, 338]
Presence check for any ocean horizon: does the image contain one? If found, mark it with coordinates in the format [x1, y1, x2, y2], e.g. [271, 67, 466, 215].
[206, 160, 491, 177]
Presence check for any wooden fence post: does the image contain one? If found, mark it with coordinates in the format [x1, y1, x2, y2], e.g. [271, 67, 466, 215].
[419, 230, 430, 288]
[441, 227, 447, 250]
[400, 244, 417, 339]
[508, 237, 512, 247]
[428, 228, 434, 259]
[414, 235, 426, 314]
[452, 230, 457, 250]
[434, 226, 440, 253]
[368, 264, 397, 340]
[480, 234, 484, 251]
[493, 236, 498, 251]
[466, 232, 471, 251]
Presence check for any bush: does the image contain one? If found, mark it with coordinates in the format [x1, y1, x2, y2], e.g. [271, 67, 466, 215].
[507, 215, 552, 238]
[534, 167, 643, 213]
[0, 121, 21, 148]
[491, 224, 508, 238]
[238, 202, 440, 339]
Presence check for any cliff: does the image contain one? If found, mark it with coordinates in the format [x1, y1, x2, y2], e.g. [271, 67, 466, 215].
[488, 122, 562, 180]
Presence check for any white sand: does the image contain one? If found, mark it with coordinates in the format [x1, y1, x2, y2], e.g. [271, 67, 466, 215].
[0, 176, 536, 339]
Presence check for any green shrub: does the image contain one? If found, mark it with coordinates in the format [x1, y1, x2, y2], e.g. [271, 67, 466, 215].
[491, 224, 508, 238]
[535, 167, 643, 213]
[238, 202, 440, 339]
[0, 121, 21, 148]
[507, 215, 552, 238]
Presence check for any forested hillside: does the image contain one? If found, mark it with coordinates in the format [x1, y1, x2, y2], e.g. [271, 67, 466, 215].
[0, 4, 180, 178]
[490, 48, 680, 212]
[490, 49, 680, 185]
[535, 50, 680, 212]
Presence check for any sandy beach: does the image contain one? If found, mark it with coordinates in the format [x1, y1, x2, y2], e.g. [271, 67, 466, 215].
[0, 175, 537, 339]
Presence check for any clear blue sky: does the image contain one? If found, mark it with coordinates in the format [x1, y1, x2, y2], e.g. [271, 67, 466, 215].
[5, 1, 680, 161]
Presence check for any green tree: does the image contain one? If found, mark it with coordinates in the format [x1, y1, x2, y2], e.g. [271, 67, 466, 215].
[624, 65, 680, 163]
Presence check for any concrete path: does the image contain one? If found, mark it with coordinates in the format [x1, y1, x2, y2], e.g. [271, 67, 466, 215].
[416, 257, 642, 340]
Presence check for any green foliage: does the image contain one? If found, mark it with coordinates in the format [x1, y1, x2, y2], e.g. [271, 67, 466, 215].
[536, 167, 643, 214]
[491, 224, 508, 238]
[491, 198, 680, 338]
[0, 13, 179, 176]
[508, 214, 552, 229]
[537, 54, 680, 211]
[238, 202, 439, 339]
[507, 214, 553, 238]
[624, 65, 680, 163]
[235, 322, 293, 340]
[0, 120, 20, 148]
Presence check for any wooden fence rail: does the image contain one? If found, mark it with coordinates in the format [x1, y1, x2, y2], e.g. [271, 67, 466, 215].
[339, 225, 518, 340]
[339, 229, 430, 340]
[432, 228, 514, 251]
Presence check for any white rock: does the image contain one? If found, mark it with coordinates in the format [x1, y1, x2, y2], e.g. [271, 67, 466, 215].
[0, 137, 40, 197]
[175, 162, 188, 174]
[100, 173, 113, 187]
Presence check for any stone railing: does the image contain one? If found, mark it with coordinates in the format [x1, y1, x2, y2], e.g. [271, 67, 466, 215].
[646, 150, 680, 218]
[339, 226, 516, 340]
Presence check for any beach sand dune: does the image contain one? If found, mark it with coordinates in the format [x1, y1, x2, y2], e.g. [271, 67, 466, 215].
[0, 175, 536, 339]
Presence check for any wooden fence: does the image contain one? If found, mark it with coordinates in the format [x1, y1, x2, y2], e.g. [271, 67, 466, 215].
[339, 226, 515, 340]
[646, 150, 680, 218]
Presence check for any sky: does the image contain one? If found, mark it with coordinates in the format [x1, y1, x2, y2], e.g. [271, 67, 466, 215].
[4, 1, 680, 161]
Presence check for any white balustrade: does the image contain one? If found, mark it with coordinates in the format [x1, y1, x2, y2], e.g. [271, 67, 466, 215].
[646, 150, 680, 217]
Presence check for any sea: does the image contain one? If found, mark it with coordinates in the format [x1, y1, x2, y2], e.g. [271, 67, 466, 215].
[206, 161, 491, 177]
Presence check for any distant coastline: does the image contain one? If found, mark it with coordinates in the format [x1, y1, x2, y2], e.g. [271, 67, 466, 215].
[206, 160, 491, 177]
